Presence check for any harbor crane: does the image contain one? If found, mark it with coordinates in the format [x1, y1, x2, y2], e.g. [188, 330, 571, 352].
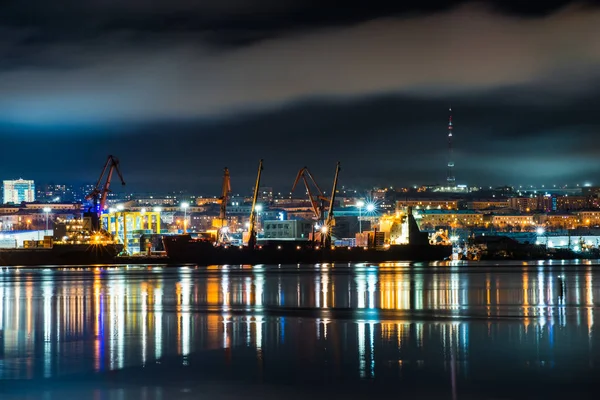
[217, 167, 231, 244]
[291, 166, 329, 226]
[246, 159, 263, 249]
[85, 155, 125, 231]
[322, 162, 341, 248]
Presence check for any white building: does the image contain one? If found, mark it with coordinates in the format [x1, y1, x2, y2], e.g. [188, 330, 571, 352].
[263, 220, 313, 240]
[3, 179, 35, 204]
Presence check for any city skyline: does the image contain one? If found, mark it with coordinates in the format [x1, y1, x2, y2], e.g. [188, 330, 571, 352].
[1, 1, 600, 192]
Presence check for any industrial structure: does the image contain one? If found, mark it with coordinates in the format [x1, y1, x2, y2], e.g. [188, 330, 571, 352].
[322, 162, 341, 248]
[291, 166, 329, 227]
[447, 107, 455, 186]
[101, 209, 162, 254]
[213, 167, 231, 244]
[245, 159, 263, 249]
[85, 155, 125, 230]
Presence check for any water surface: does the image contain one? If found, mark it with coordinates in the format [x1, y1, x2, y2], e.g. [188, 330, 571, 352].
[1, 261, 599, 399]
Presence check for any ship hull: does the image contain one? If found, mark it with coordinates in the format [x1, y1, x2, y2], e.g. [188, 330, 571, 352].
[163, 236, 452, 265]
[0, 244, 123, 266]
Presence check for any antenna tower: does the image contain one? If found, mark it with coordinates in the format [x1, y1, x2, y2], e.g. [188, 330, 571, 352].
[447, 107, 455, 186]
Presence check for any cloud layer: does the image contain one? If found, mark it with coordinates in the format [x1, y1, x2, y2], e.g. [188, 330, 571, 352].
[1, 3, 600, 124]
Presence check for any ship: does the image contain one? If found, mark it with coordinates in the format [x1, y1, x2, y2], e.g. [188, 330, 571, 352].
[162, 236, 451, 265]
[0, 243, 124, 267]
[163, 209, 452, 265]
[0, 217, 124, 267]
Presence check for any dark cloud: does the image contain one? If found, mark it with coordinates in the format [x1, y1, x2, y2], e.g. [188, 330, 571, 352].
[2, 88, 600, 192]
[0, 1, 599, 191]
[2, 3, 600, 125]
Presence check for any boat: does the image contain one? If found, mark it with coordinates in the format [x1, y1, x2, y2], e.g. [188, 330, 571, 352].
[0, 216, 125, 267]
[162, 235, 451, 265]
[0, 243, 124, 266]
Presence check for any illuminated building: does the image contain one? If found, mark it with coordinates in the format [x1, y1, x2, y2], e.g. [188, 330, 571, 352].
[490, 214, 536, 229]
[36, 184, 75, 202]
[396, 199, 459, 210]
[536, 213, 580, 230]
[575, 210, 600, 226]
[3, 179, 35, 204]
[414, 209, 484, 229]
[258, 186, 273, 202]
[467, 199, 510, 210]
[557, 196, 590, 211]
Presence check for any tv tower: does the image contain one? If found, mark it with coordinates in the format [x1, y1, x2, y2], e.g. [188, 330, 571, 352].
[446, 107, 455, 186]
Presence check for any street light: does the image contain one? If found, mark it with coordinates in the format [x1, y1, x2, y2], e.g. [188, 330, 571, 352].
[356, 201, 365, 233]
[43, 207, 51, 236]
[181, 202, 189, 233]
[366, 203, 376, 212]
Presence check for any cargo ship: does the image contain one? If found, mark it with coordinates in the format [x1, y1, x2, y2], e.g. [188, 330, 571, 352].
[0, 243, 124, 266]
[0, 218, 123, 267]
[162, 210, 452, 265]
[163, 161, 451, 264]
[163, 236, 451, 265]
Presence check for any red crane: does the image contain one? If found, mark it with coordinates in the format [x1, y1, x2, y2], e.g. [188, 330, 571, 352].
[291, 166, 329, 225]
[85, 155, 125, 229]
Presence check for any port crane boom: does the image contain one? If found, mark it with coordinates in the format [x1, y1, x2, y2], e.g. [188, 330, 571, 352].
[291, 166, 329, 223]
[217, 167, 231, 244]
[85, 155, 125, 229]
[323, 162, 341, 248]
[247, 159, 263, 249]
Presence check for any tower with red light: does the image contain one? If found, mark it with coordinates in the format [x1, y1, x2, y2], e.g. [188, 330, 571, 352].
[447, 108, 455, 186]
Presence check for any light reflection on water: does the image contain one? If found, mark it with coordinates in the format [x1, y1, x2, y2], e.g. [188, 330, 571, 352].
[0, 262, 599, 397]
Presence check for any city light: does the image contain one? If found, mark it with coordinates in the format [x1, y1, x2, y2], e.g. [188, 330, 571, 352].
[43, 207, 51, 235]
[366, 203, 376, 212]
[536, 227, 545, 235]
[255, 204, 263, 212]
[153, 207, 162, 213]
[116, 204, 124, 211]
[357, 201, 365, 233]
[181, 202, 189, 233]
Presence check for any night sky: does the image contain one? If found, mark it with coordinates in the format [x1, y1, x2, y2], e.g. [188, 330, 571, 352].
[1, 0, 600, 193]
